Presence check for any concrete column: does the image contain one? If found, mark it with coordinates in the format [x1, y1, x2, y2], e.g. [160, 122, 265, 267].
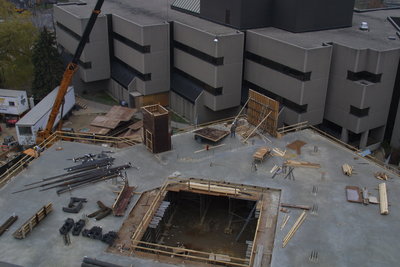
[360, 130, 369, 149]
[341, 128, 348, 143]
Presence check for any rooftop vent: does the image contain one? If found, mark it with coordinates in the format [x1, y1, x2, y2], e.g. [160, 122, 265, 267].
[360, 22, 369, 31]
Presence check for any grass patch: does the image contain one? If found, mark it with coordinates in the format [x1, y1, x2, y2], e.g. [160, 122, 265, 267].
[81, 90, 118, 106]
[170, 111, 189, 124]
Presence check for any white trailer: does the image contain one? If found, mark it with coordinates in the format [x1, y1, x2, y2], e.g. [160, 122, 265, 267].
[16, 86, 75, 146]
[0, 89, 29, 116]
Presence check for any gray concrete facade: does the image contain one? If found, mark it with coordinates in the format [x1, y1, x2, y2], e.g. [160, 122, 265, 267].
[391, 102, 400, 148]
[54, 6, 110, 82]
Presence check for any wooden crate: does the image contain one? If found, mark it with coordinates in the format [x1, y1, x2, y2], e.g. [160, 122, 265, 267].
[142, 104, 171, 153]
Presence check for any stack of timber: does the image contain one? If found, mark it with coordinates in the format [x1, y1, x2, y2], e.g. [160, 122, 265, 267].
[282, 210, 307, 248]
[342, 164, 354, 176]
[187, 182, 240, 195]
[284, 160, 320, 168]
[379, 183, 389, 215]
[253, 147, 271, 162]
[13, 203, 53, 239]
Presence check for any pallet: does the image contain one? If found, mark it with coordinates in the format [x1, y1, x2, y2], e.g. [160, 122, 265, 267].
[253, 147, 271, 162]
[12, 203, 53, 239]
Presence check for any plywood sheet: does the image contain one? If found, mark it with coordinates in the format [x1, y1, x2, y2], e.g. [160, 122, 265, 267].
[90, 116, 121, 129]
[247, 90, 279, 137]
[106, 106, 137, 121]
[84, 126, 111, 135]
[193, 127, 229, 142]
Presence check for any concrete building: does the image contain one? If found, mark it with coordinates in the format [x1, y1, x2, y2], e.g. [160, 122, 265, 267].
[53, 1, 400, 149]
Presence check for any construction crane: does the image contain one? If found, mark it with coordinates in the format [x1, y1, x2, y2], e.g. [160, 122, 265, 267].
[36, 0, 105, 144]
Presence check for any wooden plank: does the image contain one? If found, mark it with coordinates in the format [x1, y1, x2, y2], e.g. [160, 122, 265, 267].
[188, 182, 239, 195]
[282, 210, 307, 248]
[284, 160, 320, 168]
[253, 147, 271, 161]
[280, 203, 311, 210]
[379, 183, 389, 215]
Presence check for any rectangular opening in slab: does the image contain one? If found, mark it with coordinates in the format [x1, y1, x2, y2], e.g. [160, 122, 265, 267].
[141, 191, 258, 258]
[125, 179, 280, 267]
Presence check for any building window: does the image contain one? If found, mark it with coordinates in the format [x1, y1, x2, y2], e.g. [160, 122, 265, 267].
[245, 51, 311, 81]
[243, 80, 308, 113]
[350, 105, 369, 117]
[8, 101, 15, 106]
[18, 126, 32, 135]
[112, 32, 150, 53]
[174, 41, 224, 66]
[56, 22, 85, 42]
[174, 68, 223, 96]
[347, 71, 381, 83]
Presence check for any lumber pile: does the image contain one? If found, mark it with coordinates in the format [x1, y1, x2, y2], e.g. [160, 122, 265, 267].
[284, 160, 320, 169]
[342, 164, 353, 176]
[282, 210, 307, 247]
[379, 183, 389, 215]
[13, 203, 53, 239]
[375, 172, 388, 181]
[253, 147, 271, 162]
[187, 182, 239, 195]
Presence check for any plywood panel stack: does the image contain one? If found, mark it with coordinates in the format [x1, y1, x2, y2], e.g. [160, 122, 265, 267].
[142, 104, 171, 153]
[247, 90, 279, 137]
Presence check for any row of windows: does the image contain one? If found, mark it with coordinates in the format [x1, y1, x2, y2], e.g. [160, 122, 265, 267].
[347, 71, 382, 83]
[112, 32, 151, 54]
[245, 51, 311, 81]
[243, 80, 308, 114]
[174, 41, 224, 66]
[174, 68, 222, 96]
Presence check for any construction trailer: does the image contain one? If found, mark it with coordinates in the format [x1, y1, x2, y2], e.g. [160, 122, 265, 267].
[15, 86, 75, 146]
[0, 89, 29, 119]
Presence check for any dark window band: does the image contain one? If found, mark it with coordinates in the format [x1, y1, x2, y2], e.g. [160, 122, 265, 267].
[113, 57, 151, 81]
[245, 51, 311, 81]
[174, 41, 224, 66]
[56, 22, 86, 42]
[350, 105, 369, 117]
[347, 71, 381, 83]
[174, 68, 222, 95]
[112, 32, 150, 53]
[243, 80, 308, 113]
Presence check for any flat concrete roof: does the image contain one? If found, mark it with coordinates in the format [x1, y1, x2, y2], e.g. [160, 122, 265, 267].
[250, 9, 400, 50]
[57, 0, 240, 35]
[1, 123, 400, 266]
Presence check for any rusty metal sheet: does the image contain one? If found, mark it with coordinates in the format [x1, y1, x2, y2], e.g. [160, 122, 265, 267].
[106, 106, 137, 121]
[90, 116, 121, 129]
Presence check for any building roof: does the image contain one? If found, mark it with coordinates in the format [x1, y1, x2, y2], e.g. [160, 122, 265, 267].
[171, 0, 200, 14]
[57, 0, 239, 35]
[0, 89, 26, 98]
[16, 86, 73, 126]
[250, 9, 400, 50]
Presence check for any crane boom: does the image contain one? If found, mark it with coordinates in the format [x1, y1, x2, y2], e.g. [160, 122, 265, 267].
[37, 0, 105, 142]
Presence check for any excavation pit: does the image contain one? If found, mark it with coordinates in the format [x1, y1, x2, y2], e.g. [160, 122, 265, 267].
[110, 178, 281, 267]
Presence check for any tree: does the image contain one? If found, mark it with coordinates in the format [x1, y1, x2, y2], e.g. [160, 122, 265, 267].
[31, 27, 64, 100]
[0, 0, 38, 89]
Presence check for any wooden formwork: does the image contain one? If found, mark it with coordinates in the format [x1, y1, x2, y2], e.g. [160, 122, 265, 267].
[142, 104, 171, 153]
[247, 90, 279, 137]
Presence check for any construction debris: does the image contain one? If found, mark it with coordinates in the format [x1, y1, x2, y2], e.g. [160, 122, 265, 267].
[272, 148, 286, 157]
[112, 180, 135, 217]
[345, 186, 362, 203]
[342, 164, 354, 176]
[13, 203, 53, 239]
[88, 201, 112, 221]
[282, 210, 307, 248]
[0, 215, 18, 236]
[281, 203, 311, 210]
[284, 160, 321, 169]
[286, 140, 307, 155]
[375, 172, 389, 181]
[253, 147, 271, 162]
[379, 183, 389, 215]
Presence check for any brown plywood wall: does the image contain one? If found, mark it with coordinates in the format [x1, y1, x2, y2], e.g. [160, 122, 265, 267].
[247, 89, 279, 137]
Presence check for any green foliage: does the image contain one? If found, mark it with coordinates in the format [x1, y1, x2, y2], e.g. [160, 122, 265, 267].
[0, 0, 37, 89]
[31, 27, 64, 100]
